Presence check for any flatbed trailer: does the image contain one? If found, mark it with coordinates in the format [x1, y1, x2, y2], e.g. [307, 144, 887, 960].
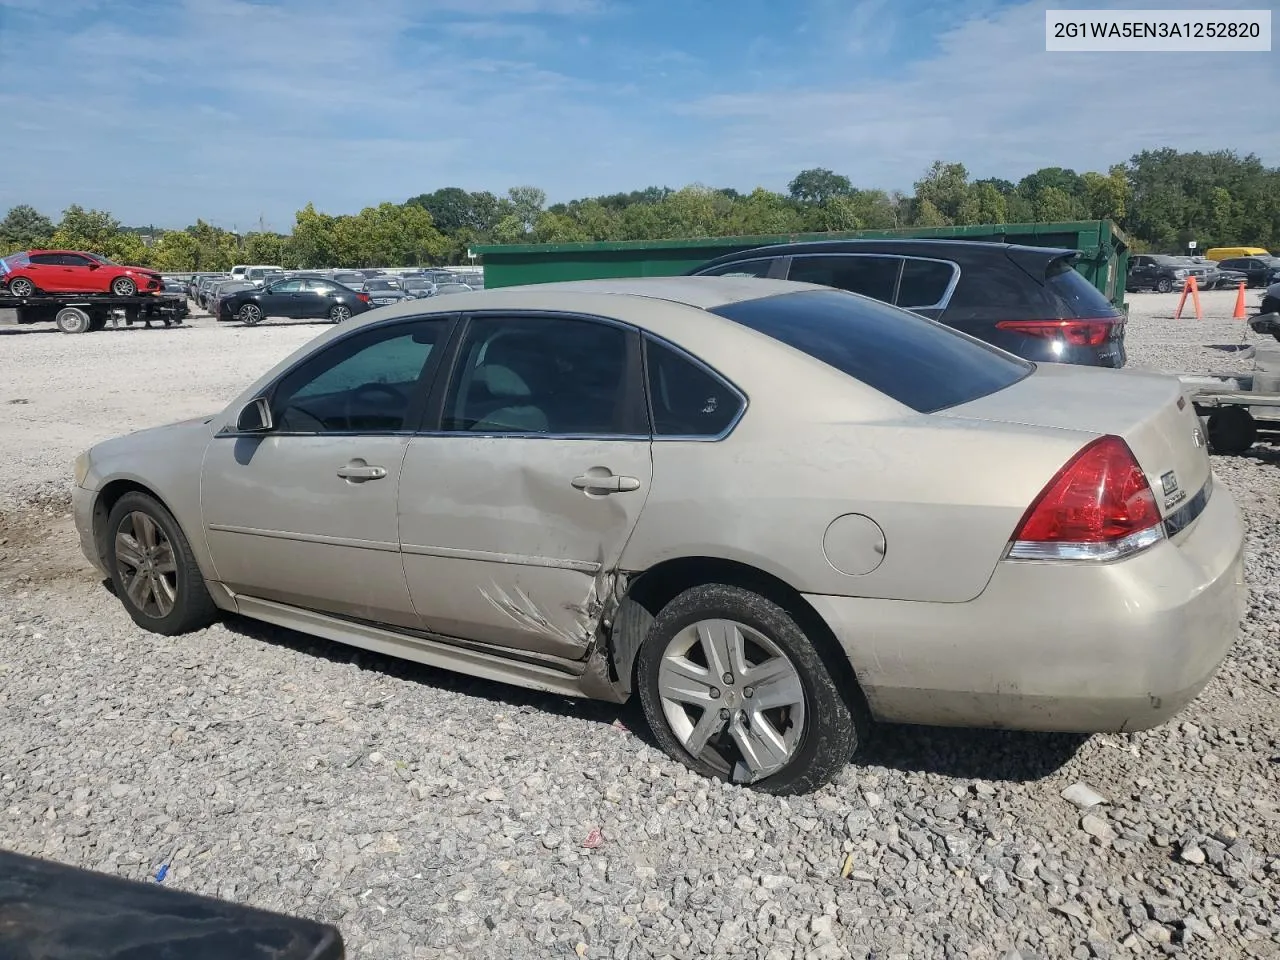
[0, 292, 187, 334]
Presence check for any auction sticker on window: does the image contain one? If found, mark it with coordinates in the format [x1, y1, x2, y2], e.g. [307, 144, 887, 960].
[1046, 9, 1270, 51]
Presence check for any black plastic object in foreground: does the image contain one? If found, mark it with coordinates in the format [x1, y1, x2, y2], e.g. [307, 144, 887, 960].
[0, 849, 344, 959]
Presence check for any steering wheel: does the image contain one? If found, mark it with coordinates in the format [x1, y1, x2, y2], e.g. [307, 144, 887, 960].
[344, 382, 405, 430]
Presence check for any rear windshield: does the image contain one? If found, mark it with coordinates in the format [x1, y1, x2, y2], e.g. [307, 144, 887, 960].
[1045, 259, 1121, 318]
[711, 289, 1032, 413]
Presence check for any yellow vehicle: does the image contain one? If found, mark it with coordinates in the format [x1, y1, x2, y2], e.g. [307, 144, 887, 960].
[1204, 246, 1270, 261]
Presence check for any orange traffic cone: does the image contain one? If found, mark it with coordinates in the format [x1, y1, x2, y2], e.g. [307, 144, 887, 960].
[1233, 281, 1247, 319]
[1174, 274, 1203, 320]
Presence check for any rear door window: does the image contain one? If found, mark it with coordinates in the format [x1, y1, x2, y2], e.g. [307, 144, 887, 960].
[895, 258, 957, 309]
[711, 289, 1031, 414]
[787, 255, 902, 303]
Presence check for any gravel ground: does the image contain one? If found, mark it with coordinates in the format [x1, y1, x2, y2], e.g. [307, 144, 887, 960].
[1, 291, 1277, 959]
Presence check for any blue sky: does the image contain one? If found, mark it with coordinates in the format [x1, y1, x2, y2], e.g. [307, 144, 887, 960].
[0, 0, 1276, 230]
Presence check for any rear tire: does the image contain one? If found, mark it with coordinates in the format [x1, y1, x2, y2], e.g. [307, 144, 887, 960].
[636, 583, 863, 794]
[7, 277, 35, 298]
[329, 304, 352, 323]
[54, 307, 91, 334]
[1206, 407, 1257, 456]
[106, 492, 218, 635]
[111, 276, 137, 297]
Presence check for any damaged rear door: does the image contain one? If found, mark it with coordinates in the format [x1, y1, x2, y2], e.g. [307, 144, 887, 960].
[398, 311, 652, 660]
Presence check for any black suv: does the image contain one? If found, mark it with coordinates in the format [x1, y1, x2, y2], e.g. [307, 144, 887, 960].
[689, 239, 1125, 367]
[1217, 256, 1280, 288]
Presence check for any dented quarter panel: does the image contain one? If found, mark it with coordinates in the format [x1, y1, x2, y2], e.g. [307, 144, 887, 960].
[398, 436, 652, 658]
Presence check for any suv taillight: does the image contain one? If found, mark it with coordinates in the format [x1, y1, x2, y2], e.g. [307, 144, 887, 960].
[1007, 435, 1163, 562]
[995, 318, 1119, 347]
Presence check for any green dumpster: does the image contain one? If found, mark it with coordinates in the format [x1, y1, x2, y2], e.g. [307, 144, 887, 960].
[472, 219, 1130, 311]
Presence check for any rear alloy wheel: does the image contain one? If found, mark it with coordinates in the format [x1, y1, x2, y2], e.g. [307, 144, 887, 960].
[637, 584, 863, 794]
[111, 276, 137, 297]
[239, 303, 264, 326]
[329, 304, 352, 323]
[7, 277, 35, 298]
[1156, 277, 1173, 293]
[106, 492, 218, 635]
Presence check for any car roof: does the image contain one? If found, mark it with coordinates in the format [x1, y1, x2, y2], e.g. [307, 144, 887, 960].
[349, 276, 828, 329]
[696, 238, 1076, 267]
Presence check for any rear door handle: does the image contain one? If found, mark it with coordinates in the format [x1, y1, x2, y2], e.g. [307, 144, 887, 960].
[571, 473, 641, 494]
[337, 460, 387, 482]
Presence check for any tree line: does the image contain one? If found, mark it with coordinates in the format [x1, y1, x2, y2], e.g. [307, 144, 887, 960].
[1, 148, 1276, 272]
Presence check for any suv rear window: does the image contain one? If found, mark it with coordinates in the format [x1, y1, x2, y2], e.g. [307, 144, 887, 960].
[1045, 258, 1121, 318]
[711, 289, 1032, 414]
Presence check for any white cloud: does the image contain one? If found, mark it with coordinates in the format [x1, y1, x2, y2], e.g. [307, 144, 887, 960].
[680, 0, 1280, 190]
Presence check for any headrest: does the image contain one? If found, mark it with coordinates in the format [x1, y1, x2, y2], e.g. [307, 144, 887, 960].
[474, 364, 531, 399]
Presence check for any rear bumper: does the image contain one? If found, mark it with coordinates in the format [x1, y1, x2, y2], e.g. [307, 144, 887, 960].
[808, 479, 1246, 733]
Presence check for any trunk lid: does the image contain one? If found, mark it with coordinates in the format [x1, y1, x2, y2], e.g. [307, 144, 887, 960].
[941, 364, 1211, 522]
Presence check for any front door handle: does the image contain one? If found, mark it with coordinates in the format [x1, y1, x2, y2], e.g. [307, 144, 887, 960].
[571, 472, 641, 494]
[337, 459, 387, 482]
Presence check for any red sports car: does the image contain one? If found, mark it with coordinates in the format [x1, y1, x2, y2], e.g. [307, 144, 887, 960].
[0, 249, 163, 298]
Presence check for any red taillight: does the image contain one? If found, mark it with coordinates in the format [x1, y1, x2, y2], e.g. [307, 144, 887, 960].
[357, 293, 370, 303]
[1008, 435, 1164, 561]
[995, 318, 1118, 347]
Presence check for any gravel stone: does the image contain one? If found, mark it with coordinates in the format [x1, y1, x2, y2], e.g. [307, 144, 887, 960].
[0, 292, 1277, 958]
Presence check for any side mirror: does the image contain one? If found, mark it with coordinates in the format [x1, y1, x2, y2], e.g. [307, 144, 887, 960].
[87, 263, 101, 270]
[236, 397, 274, 432]
[1248, 312, 1280, 335]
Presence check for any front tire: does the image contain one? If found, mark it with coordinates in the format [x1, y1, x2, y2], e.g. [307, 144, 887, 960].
[106, 492, 217, 635]
[329, 304, 352, 323]
[239, 303, 264, 325]
[7, 277, 35, 298]
[1156, 277, 1173, 293]
[111, 276, 137, 297]
[636, 584, 863, 794]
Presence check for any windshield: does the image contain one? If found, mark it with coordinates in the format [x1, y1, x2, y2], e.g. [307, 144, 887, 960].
[403, 280, 431, 290]
[365, 279, 398, 291]
[84, 252, 117, 265]
[711, 289, 1032, 414]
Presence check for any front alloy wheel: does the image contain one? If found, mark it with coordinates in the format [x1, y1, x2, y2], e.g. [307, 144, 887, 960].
[111, 276, 137, 297]
[106, 492, 217, 635]
[239, 303, 263, 325]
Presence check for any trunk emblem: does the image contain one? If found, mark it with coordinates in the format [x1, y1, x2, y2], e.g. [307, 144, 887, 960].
[1161, 470, 1186, 509]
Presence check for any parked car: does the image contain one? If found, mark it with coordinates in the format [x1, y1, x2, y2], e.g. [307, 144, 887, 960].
[72, 277, 1243, 794]
[190, 274, 226, 302]
[230, 264, 283, 282]
[1216, 256, 1280, 288]
[1181, 257, 1249, 289]
[247, 267, 285, 287]
[401, 278, 438, 299]
[217, 276, 370, 325]
[209, 280, 257, 318]
[362, 278, 408, 307]
[331, 271, 367, 289]
[433, 282, 474, 296]
[159, 280, 190, 321]
[1204, 246, 1270, 262]
[692, 240, 1126, 367]
[0, 250, 162, 298]
[1263, 281, 1280, 317]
